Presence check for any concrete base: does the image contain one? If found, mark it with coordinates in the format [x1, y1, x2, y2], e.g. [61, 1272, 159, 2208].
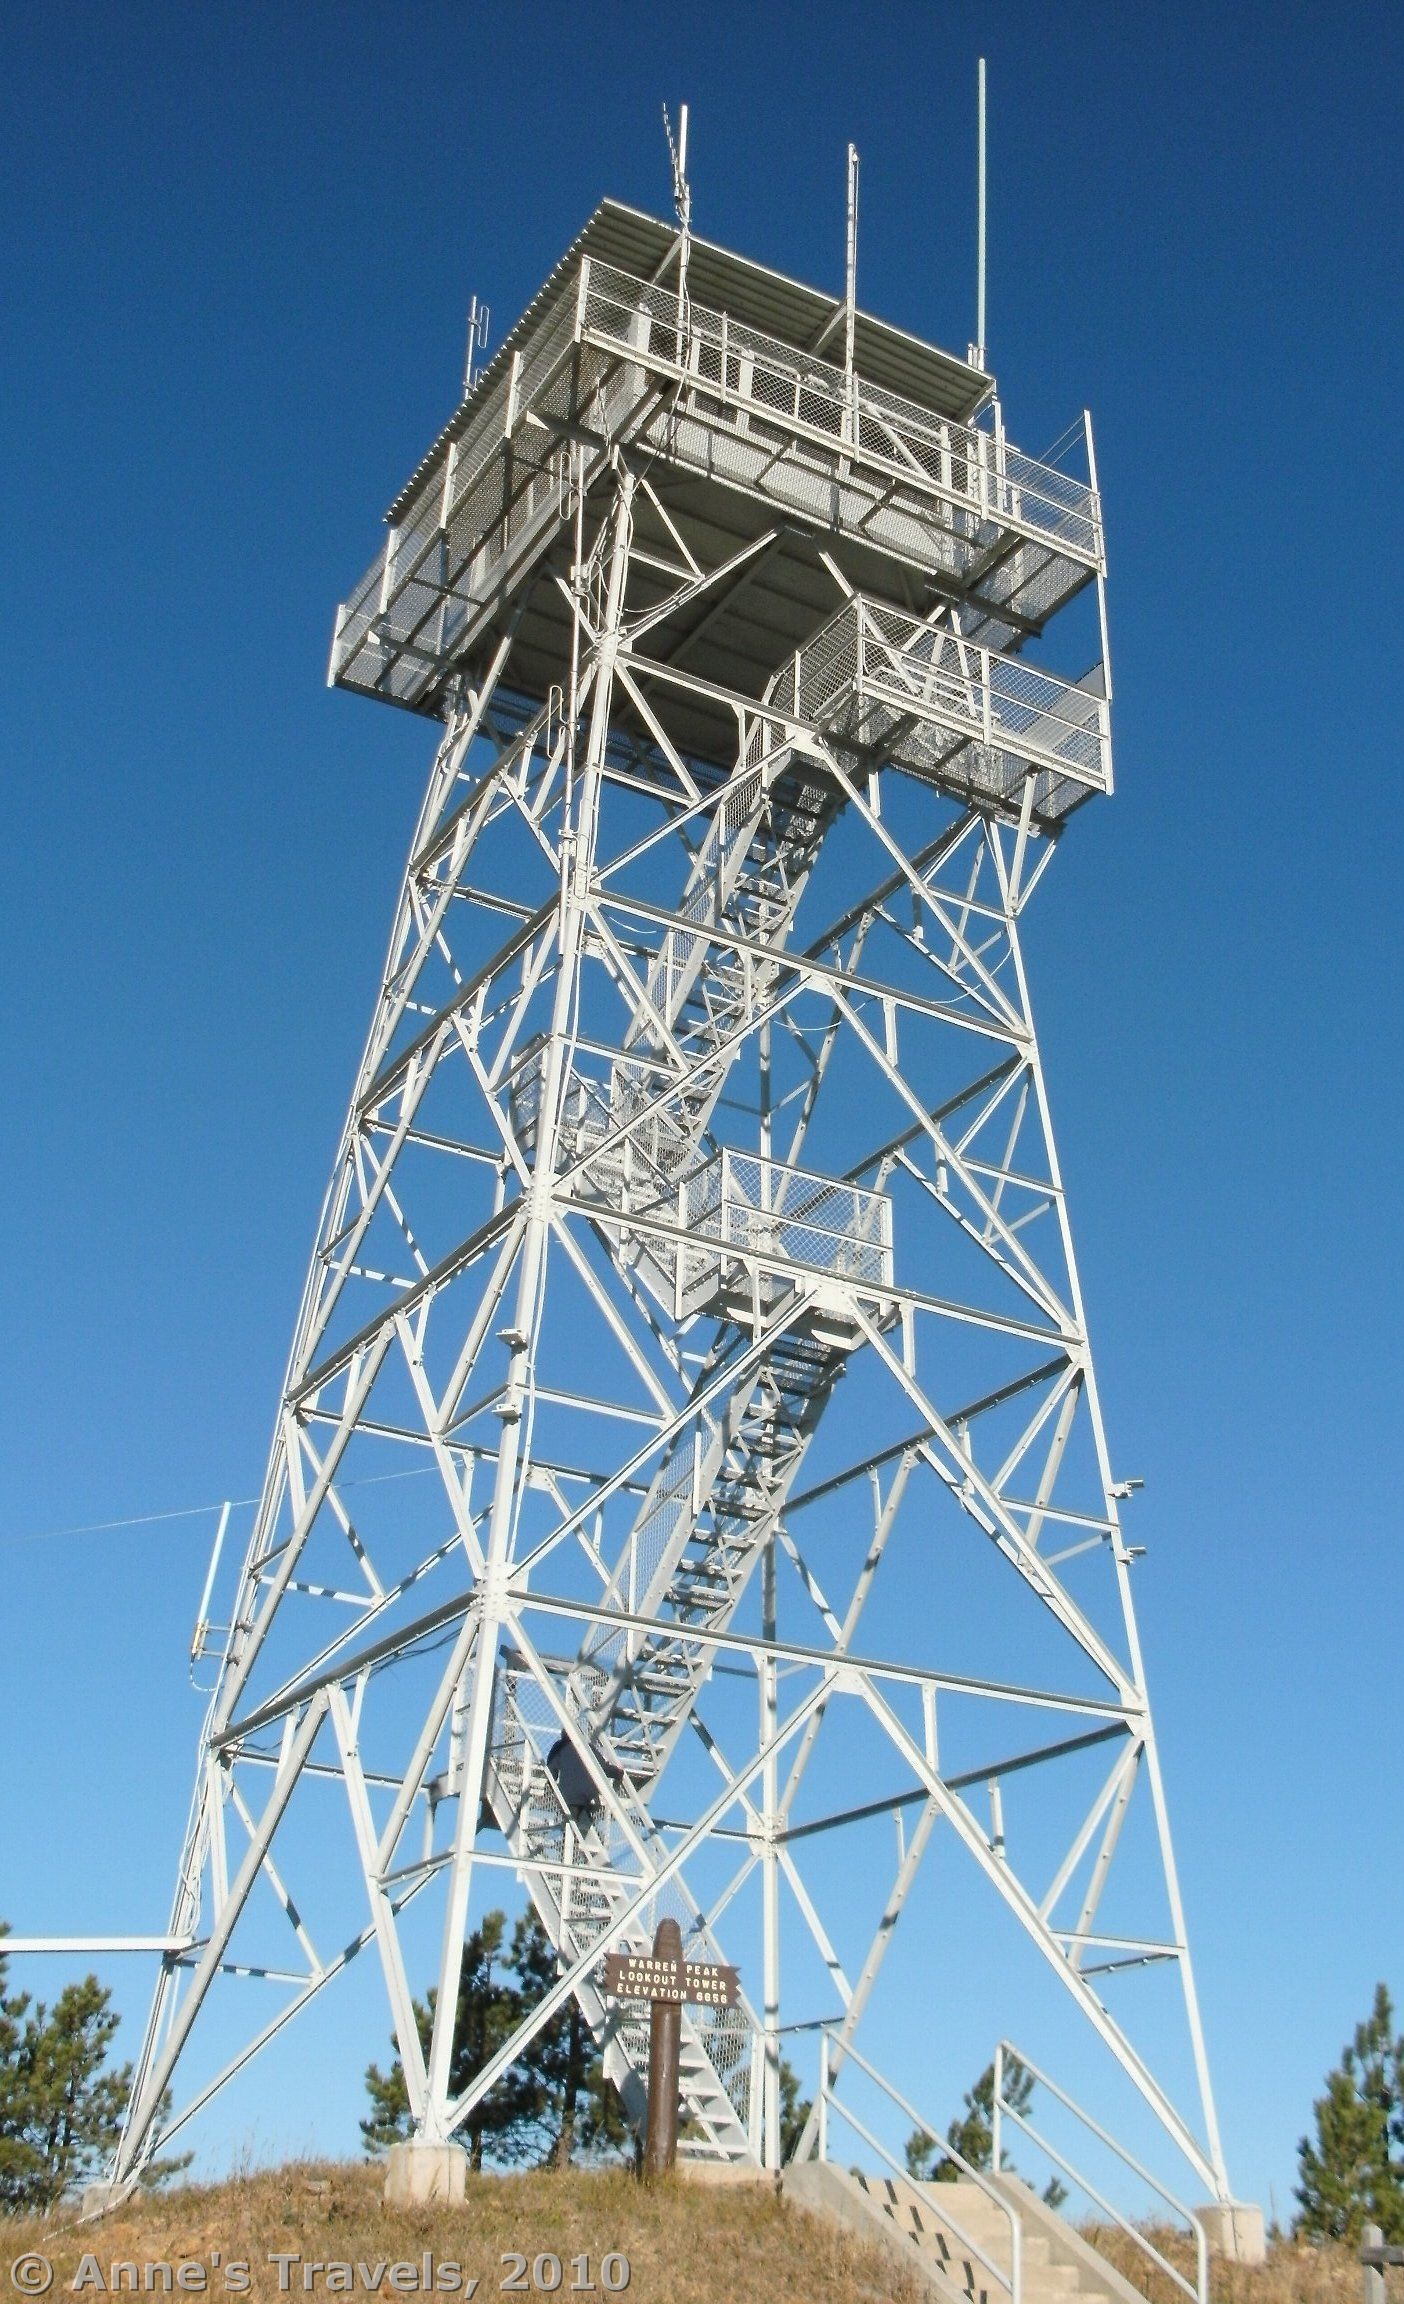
[383, 2142, 468, 2207]
[1196, 2202, 1266, 2265]
[78, 2181, 132, 2222]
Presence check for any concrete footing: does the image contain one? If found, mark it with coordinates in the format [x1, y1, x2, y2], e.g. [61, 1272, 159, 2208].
[1195, 2202, 1267, 2265]
[383, 2142, 468, 2207]
[78, 2180, 132, 2222]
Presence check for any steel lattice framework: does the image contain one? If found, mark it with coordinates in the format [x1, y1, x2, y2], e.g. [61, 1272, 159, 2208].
[108, 197, 1232, 2201]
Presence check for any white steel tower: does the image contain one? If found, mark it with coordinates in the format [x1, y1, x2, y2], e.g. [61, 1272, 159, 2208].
[109, 193, 1233, 2218]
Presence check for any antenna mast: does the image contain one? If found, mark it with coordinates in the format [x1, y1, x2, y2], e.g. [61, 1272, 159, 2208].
[844, 143, 860, 380]
[975, 56, 988, 369]
[664, 102, 693, 326]
[462, 293, 490, 398]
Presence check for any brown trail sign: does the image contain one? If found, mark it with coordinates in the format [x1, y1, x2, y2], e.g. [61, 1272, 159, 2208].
[601, 1918, 741, 2177]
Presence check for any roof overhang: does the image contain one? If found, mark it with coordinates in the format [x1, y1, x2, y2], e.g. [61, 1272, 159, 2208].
[388, 198, 991, 524]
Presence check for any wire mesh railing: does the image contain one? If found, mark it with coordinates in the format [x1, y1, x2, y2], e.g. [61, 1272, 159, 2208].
[579, 260, 1101, 558]
[330, 253, 1104, 709]
[677, 1149, 893, 1309]
[781, 596, 1110, 792]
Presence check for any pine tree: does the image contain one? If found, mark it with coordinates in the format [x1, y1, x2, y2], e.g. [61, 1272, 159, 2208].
[779, 2058, 812, 2164]
[362, 1912, 524, 2170]
[0, 1927, 34, 2208]
[505, 1914, 629, 2168]
[1296, 1984, 1404, 2244]
[0, 1931, 134, 2212]
[362, 1911, 628, 2170]
[904, 2055, 1066, 2209]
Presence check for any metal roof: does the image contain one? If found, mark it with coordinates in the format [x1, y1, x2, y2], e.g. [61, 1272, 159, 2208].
[388, 199, 990, 524]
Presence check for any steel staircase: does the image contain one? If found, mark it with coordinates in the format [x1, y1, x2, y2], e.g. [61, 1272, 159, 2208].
[485, 579, 1107, 2149]
[574, 1325, 842, 1786]
[484, 729, 875, 2151]
[581, 734, 841, 1252]
[483, 1658, 756, 2156]
[540, 726, 866, 1792]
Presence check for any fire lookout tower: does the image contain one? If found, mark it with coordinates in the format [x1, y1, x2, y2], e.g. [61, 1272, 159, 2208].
[108, 181, 1239, 2245]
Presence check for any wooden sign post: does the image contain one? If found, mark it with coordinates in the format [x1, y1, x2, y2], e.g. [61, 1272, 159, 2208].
[602, 1917, 740, 2178]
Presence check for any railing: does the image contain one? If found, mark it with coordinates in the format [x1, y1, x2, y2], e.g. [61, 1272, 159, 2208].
[676, 1149, 893, 1314]
[993, 2040, 1209, 2304]
[507, 1045, 699, 1219]
[508, 1049, 895, 1317]
[815, 2026, 1024, 2303]
[857, 600, 1108, 782]
[331, 288, 587, 700]
[580, 259, 1102, 561]
[331, 253, 1104, 708]
[779, 594, 1111, 808]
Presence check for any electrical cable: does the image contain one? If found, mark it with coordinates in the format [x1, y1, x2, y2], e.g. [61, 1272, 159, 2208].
[6, 1461, 440, 1549]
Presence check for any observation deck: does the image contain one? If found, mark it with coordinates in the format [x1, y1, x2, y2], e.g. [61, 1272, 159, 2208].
[507, 1053, 895, 1337]
[330, 201, 1106, 760]
[777, 593, 1111, 820]
[674, 1150, 894, 1329]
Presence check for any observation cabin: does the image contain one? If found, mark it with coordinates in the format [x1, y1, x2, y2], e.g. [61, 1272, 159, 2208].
[330, 199, 1113, 835]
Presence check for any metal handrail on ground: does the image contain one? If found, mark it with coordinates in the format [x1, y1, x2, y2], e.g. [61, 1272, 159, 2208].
[993, 2040, 1208, 2304]
[817, 2026, 1025, 2303]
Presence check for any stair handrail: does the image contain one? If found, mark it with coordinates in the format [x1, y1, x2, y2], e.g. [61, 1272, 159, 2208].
[817, 2025, 1024, 2304]
[993, 2039, 1208, 2304]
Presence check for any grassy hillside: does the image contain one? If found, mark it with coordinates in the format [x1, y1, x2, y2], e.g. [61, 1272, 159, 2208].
[2, 2161, 926, 2304]
[1, 2162, 1362, 2304]
[1088, 2222, 1360, 2304]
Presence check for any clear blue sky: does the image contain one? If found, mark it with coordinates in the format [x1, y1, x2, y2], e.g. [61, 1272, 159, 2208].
[1, 0, 1400, 2224]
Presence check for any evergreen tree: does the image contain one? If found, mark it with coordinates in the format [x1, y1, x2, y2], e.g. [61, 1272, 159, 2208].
[905, 2125, 938, 2178]
[779, 2058, 812, 2164]
[0, 1930, 133, 2212]
[362, 1911, 628, 2170]
[504, 1913, 629, 2168]
[904, 2055, 1066, 2209]
[1296, 1984, 1404, 2244]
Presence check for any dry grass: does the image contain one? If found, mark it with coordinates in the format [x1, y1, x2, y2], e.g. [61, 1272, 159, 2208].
[1085, 2221, 1360, 2304]
[1, 2166, 1369, 2304]
[1, 2159, 928, 2304]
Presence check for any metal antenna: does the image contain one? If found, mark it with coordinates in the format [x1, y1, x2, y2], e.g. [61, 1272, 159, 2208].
[189, 1499, 232, 1685]
[843, 144, 860, 382]
[664, 101, 694, 349]
[663, 100, 692, 237]
[975, 56, 988, 369]
[463, 293, 490, 399]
